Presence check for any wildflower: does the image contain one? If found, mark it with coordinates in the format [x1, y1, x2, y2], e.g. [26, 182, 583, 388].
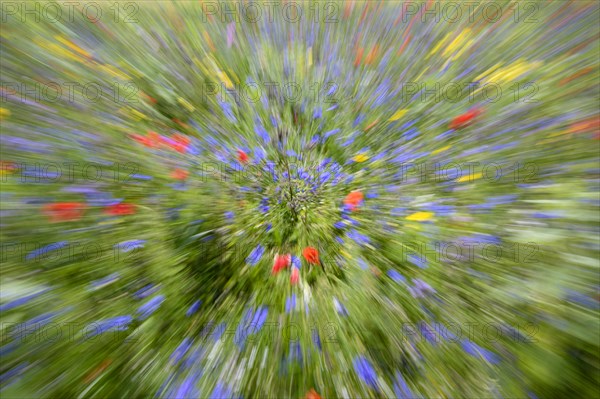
[90, 273, 120, 290]
[246, 245, 265, 266]
[408, 254, 427, 269]
[449, 107, 482, 130]
[210, 382, 233, 399]
[291, 267, 299, 285]
[186, 300, 202, 317]
[87, 315, 133, 336]
[170, 338, 192, 364]
[114, 240, 146, 252]
[461, 340, 500, 364]
[291, 255, 301, 269]
[305, 389, 322, 399]
[387, 269, 406, 283]
[288, 341, 303, 363]
[303, 247, 320, 265]
[237, 149, 249, 164]
[343, 191, 364, 211]
[353, 356, 378, 389]
[405, 211, 434, 222]
[348, 229, 370, 246]
[285, 294, 297, 313]
[170, 169, 189, 180]
[409, 278, 436, 298]
[352, 153, 369, 162]
[393, 371, 414, 399]
[313, 107, 322, 119]
[130, 133, 158, 148]
[272, 254, 291, 274]
[333, 297, 348, 316]
[43, 202, 86, 222]
[226, 21, 235, 47]
[0, 288, 50, 312]
[137, 295, 165, 320]
[25, 241, 68, 261]
[104, 202, 136, 216]
[133, 284, 158, 300]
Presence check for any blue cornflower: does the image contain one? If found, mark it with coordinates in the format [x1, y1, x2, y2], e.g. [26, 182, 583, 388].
[353, 356, 378, 389]
[324, 128, 340, 139]
[186, 300, 202, 317]
[133, 284, 158, 300]
[347, 229, 370, 246]
[333, 297, 348, 316]
[114, 239, 146, 252]
[285, 294, 297, 313]
[393, 371, 414, 399]
[246, 245, 265, 266]
[357, 258, 368, 270]
[209, 383, 233, 399]
[289, 342, 302, 364]
[387, 270, 406, 283]
[170, 338, 192, 364]
[25, 241, 68, 261]
[137, 295, 165, 320]
[90, 273, 120, 290]
[461, 340, 500, 364]
[408, 254, 427, 269]
[313, 107, 322, 119]
[312, 329, 322, 351]
[255, 124, 270, 143]
[87, 315, 133, 337]
[0, 288, 50, 312]
[291, 255, 301, 269]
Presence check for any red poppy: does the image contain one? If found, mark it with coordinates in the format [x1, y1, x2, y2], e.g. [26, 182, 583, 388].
[344, 191, 364, 211]
[272, 254, 291, 274]
[449, 108, 482, 130]
[1, 161, 16, 173]
[105, 202, 136, 216]
[173, 133, 191, 146]
[354, 47, 364, 67]
[43, 202, 86, 222]
[290, 267, 299, 285]
[303, 247, 320, 265]
[167, 133, 191, 153]
[84, 359, 113, 384]
[237, 149, 249, 164]
[305, 389, 322, 399]
[171, 169, 189, 180]
[131, 133, 157, 148]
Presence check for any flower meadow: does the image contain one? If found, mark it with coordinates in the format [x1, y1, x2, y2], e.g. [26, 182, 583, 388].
[1, 1, 599, 398]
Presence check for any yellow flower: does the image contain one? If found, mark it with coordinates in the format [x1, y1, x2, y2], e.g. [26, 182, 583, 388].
[178, 97, 195, 112]
[389, 109, 408, 122]
[54, 36, 91, 58]
[353, 154, 369, 163]
[0, 108, 11, 120]
[432, 145, 451, 155]
[457, 172, 483, 183]
[405, 212, 434, 222]
[217, 70, 233, 89]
